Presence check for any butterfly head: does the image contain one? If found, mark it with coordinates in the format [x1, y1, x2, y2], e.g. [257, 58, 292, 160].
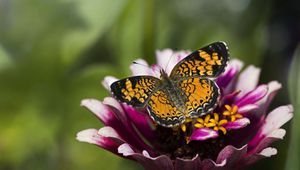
[159, 69, 169, 80]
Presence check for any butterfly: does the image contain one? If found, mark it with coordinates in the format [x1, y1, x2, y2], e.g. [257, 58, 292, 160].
[110, 42, 229, 127]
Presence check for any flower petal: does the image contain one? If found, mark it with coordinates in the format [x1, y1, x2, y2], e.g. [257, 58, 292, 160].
[258, 81, 282, 113]
[82, 98, 155, 153]
[155, 49, 174, 68]
[216, 145, 247, 168]
[103, 97, 123, 112]
[249, 129, 286, 155]
[155, 49, 190, 74]
[223, 118, 250, 130]
[76, 129, 99, 144]
[77, 128, 120, 154]
[221, 90, 241, 105]
[122, 104, 156, 141]
[259, 147, 277, 157]
[118, 143, 174, 170]
[261, 105, 293, 136]
[102, 97, 127, 122]
[200, 159, 226, 170]
[151, 64, 162, 78]
[236, 85, 268, 107]
[238, 104, 259, 113]
[98, 126, 124, 144]
[175, 155, 201, 170]
[242, 147, 278, 166]
[236, 65, 261, 98]
[190, 128, 219, 141]
[258, 81, 282, 105]
[81, 99, 114, 124]
[118, 143, 135, 156]
[102, 76, 118, 91]
[247, 105, 293, 154]
[130, 59, 153, 76]
[217, 59, 244, 89]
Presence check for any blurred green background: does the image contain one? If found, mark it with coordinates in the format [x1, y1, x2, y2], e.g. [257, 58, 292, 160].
[0, 0, 299, 170]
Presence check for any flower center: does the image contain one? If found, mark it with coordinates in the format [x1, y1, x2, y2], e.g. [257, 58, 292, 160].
[154, 105, 243, 160]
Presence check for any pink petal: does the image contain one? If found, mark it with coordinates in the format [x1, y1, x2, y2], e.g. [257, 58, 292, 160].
[236, 65, 261, 98]
[142, 150, 151, 158]
[122, 104, 156, 141]
[247, 105, 293, 154]
[102, 76, 118, 91]
[151, 64, 163, 78]
[236, 85, 268, 107]
[103, 97, 124, 113]
[242, 147, 278, 166]
[216, 145, 247, 168]
[81, 98, 154, 152]
[217, 59, 244, 89]
[130, 59, 153, 76]
[228, 59, 244, 71]
[118, 143, 135, 156]
[221, 90, 241, 105]
[155, 49, 190, 74]
[190, 128, 219, 141]
[224, 118, 250, 130]
[118, 143, 174, 170]
[176, 51, 191, 60]
[238, 104, 259, 113]
[175, 155, 201, 170]
[200, 159, 226, 170]
[102, 97, 127, 122]
[98, 126, 123, 143]
[260, 105, 293, 136]
[155, 49, 174, 68]
[76, 129, 99, 144]
[76, 128, 120, 154]
[258, 81, 282, 105]
[81, 99, 114, 124]
[259, 147, 277, 157]
[249, 129, 286, 154]
[258, 81, 282, 113]
[104, 101, 155, 152]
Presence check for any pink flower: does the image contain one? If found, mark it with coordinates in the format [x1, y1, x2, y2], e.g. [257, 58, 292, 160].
[77, 49, 293, 169]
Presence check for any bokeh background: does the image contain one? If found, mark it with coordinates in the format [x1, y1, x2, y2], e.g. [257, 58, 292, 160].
[0, 0, 300, 169]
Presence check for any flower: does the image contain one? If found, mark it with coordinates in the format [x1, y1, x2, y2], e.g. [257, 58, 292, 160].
[77, 49, 293, 169]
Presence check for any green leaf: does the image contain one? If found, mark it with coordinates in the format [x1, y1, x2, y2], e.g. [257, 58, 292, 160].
[285, 44, 300, 170]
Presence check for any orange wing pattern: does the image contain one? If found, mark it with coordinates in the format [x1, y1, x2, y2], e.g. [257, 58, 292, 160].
[147, 89, 185, 127]
[170, 42, 229, 78]
[178, 77, 220, 118]
[110, 76, 160, 107]
[111, 42, 229, 127]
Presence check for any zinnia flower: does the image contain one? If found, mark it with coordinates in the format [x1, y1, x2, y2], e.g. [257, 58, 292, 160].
[77, 48, 293, 169]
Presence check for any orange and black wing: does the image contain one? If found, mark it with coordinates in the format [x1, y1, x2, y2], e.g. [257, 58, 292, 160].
[110, 76, 160, 107]
[147, 89, 185, 127]
[170, 42, 229, 79]
[178, 77, 220, 118]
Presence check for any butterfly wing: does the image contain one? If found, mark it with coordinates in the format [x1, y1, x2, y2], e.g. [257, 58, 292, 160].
[110, 76, 160, 107]
[178, 77, 220, 118]
[147, 89, 185, 127]
[170, 42, 229, 79]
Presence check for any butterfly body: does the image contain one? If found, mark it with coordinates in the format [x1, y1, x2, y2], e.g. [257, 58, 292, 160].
[110, 42, 229, 127]
[158, 70, 187, 114]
